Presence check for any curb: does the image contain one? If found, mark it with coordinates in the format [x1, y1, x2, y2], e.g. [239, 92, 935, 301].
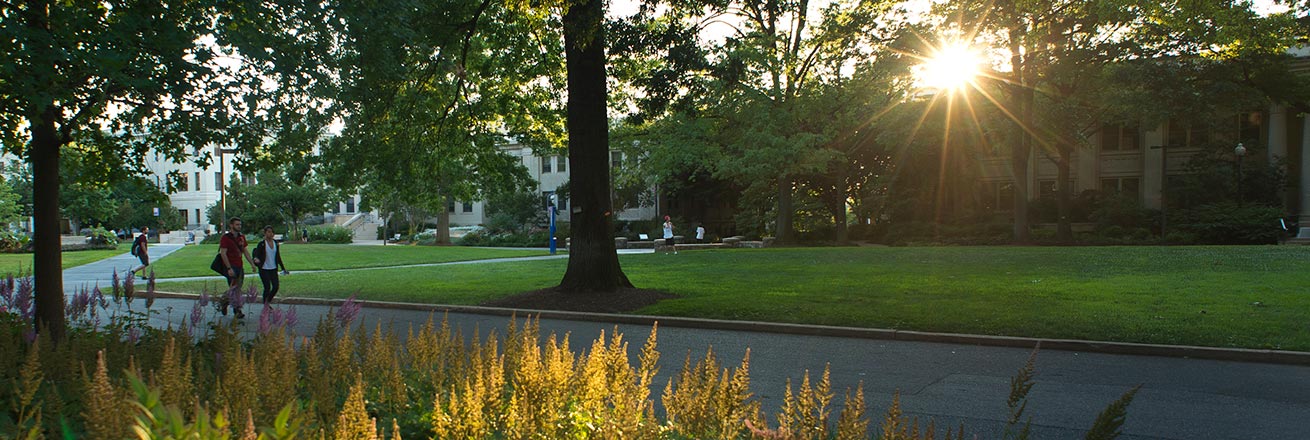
[152, 291, 1310, 366]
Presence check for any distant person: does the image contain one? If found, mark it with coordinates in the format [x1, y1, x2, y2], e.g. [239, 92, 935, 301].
[252, 225, 289, 305]
[696, 224, 706, 243]
[663, 215, 677, 254]
[130, 226, 150, 276]
[218, 217, 255, 319]
[187, 230, 196, 244]
[301, 228, 309, 243]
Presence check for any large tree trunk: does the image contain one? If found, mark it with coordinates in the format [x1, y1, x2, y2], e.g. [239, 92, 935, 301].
[776, 177, 793, 244]
[1056, 148, 1073, 242]
[435, 192, 451, 245]
[557, 0, 632, 292]
[32, 105, 66, 341]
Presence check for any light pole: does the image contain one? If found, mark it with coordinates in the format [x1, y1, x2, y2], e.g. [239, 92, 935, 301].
[1234, 143, 1247, 207]
[216, 146, 239, 230]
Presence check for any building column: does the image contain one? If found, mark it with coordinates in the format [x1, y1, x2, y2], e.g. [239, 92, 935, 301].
[1297, 114, 1310, 238]
[1269, 105, 1288, 162]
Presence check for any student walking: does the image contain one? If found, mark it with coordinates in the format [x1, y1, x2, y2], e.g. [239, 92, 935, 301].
[663, 215, 677, 254]
[218, 217, 255, 319]
[252, 225, 289, 304]
[696, 224, 706, 243]
[130, 226, 150, 276]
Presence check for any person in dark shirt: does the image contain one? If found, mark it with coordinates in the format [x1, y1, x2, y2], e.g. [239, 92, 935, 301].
[218, 217, 255, 318]
[130, 226, 150, 276]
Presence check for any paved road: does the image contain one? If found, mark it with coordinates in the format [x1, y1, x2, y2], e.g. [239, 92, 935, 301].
[63, 248, 1310, 440]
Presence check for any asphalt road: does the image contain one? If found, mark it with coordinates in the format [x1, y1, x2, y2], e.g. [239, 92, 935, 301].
[62, 246, 1310, 439]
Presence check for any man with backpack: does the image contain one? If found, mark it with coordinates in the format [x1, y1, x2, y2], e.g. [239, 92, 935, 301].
[130, 226, 150, 276]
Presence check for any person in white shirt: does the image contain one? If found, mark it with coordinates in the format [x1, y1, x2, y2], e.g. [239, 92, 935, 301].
[696, 224, 706, 243]
[251, 226, 290, 304]
[662, 215, 677, 254]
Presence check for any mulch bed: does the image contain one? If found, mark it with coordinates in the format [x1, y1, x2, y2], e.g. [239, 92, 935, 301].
[482, 287, 678, 314]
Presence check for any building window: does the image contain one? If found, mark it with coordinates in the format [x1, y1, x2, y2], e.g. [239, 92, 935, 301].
[448, 200, 456, 213]
[176, 174, 189, 191]
[195, 209, 201, 225]
[461, 201, 472, 213]
[194, 172, 201, 191]
[982, 181, 1015, 212]
[556, 156, 566, 173]
[541, 156, 552, 173]
[215, 172, 223, 192]
[1100, 124, 1139, 151]
[1168, 113, 1260, 149]
[1037, 180, 1075, 199]
[346, 197, 355, 213]
[1101, 177, 1140, 196]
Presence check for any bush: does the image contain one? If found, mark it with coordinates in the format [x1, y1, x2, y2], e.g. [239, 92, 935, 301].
[85, 226, 119, 246]
[456, 229, 554, 247]
[0, 231, 29, 253]
[1175, 202, 1284, 244]
[882, 222, 1012, 246]
[306, 225, 353, 244]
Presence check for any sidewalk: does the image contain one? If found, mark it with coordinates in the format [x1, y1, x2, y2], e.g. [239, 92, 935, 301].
[64, 251, 1310, 440]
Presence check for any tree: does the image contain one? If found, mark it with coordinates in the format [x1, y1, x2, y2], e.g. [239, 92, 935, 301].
[245, 162, 335, 235]
[612, 0, 907, 244]
[107, 177, 186, 232]
[556, 0, 633, 291]
[317, 0, 544, 246]
[1, 0, 331, 339]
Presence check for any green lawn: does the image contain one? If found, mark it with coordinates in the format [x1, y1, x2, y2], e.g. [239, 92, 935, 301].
[149, 243, 553, 278]
[156, 246, 1310, 351]
[0, 243, 131, 274]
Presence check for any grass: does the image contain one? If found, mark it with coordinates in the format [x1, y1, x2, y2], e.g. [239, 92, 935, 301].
[148, 243, 553, 278]
[155, 246, 1310, 351]
[0, 243, 131, 273]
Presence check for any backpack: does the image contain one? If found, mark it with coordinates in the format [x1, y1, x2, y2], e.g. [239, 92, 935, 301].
[130, 237, 141, 256]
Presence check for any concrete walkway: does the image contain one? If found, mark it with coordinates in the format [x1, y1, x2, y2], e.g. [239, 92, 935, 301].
[60, 250, 1310, 440]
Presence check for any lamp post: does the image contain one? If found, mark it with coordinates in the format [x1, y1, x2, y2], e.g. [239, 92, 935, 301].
[1234, 143, 1247, 207]
[216, 146, 239, 230]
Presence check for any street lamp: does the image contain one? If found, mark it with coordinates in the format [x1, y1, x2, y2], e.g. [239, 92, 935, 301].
[215, 146, 239, 230]
[1234, 143, 1247, 207]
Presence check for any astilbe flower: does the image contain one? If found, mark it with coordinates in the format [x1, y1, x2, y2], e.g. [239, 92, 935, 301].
[13, 276, 33, 321]
[243, 284, 258, 305]
[126, 327, 141, 344]
[258, 304, 283, 335]
[336, 294, 362, 328]
[111, 269, 121, 303]
[226, 284, 246, 311]
[189, 301, 205, 333]
[144, 269, 157, 309]
[198, 286, 210, 308]
[66, 286, 92, 322]
[284, 305, 299, 329]
[123, 271, 136, 306]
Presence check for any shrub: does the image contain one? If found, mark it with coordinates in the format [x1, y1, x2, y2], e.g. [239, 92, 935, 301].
[1175, 202, 1284, 244]
[0, 231, 29, 253]
[306, 225, 353, 244]
[86, 226, 119, 246]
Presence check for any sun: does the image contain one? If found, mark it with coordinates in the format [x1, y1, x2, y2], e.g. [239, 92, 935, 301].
[914, 43, 983, 92]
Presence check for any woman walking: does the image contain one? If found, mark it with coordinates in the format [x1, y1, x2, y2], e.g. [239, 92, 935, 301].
[251, 226, 290, 304]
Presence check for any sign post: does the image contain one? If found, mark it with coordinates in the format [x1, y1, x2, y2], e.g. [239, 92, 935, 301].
[548, 194, 557, 255]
